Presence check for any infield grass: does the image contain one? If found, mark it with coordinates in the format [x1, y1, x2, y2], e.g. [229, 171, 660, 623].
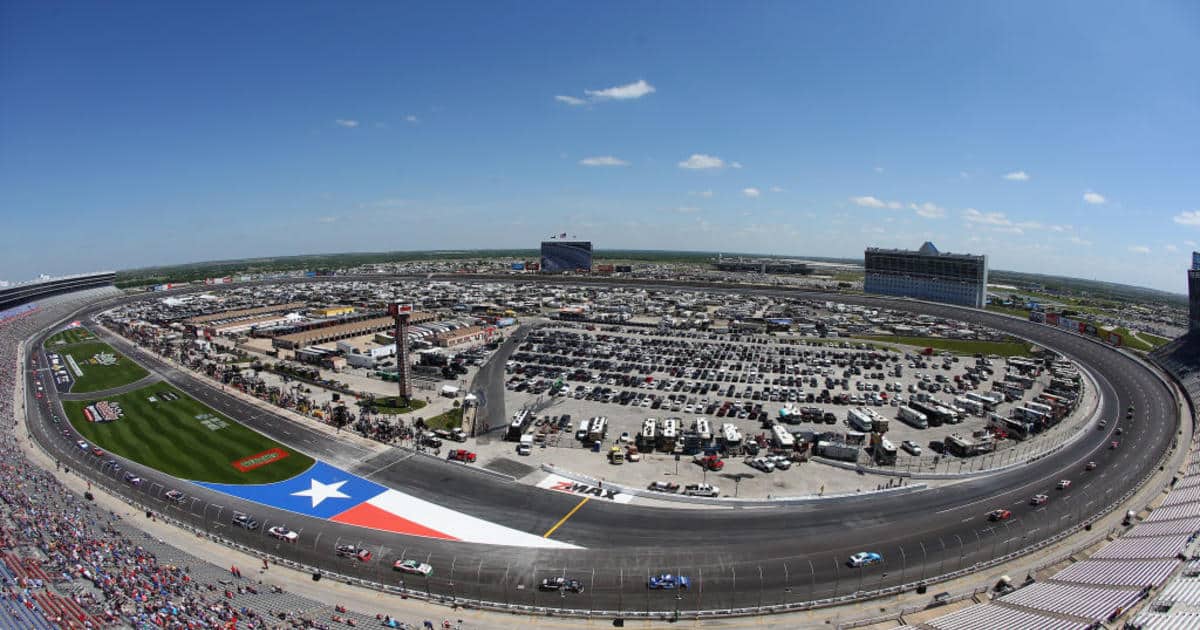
[44, 327, 97, 347]
[53, 340, 150, 393]
[62, 384, 314, 484]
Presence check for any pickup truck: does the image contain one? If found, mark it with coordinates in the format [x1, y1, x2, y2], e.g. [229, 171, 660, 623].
[684, 483, 720, 497]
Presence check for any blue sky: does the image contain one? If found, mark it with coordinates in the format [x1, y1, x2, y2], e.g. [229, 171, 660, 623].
[1, 2, 1198, 293]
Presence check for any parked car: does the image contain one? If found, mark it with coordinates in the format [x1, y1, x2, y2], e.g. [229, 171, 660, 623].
[648, 481, 680, 493]
[447, 449, 477, 463]
[901, 440, 922, 456]
[393, 560, 433, 576]
[683, 483, 720, 497]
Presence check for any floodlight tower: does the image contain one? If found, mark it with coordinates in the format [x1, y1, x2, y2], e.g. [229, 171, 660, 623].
[388, 303, 413, 404]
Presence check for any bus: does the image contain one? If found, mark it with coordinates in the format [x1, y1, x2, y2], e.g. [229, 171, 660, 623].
[506, 409, 532, 441]
[771, 423, 796, 450]
[659, 417, 679, 452]
[847, 407, 875, 432]
[637, 418, 657, 449]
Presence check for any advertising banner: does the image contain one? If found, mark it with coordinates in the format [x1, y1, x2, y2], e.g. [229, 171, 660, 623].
[1109, 333, 1122, 346]
[1084, 323, 1097, 336]
[1046, 313, 1060, 326]
[511, 262, 525, 271]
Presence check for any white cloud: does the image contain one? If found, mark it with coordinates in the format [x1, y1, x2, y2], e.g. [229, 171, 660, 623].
[962, 208, 1012, 226]
[730, 161, 743, 169]
[1083, 191, 1107, 204]
[678, 154, 727, 170]
[334, 119, 359, 128]
[691, 190, 714, 198]
[1068, 236, 1093, 246]
[1003, 170, 1030, 181]
[770, 186, 784, 193]
[579, 155, 630, 167]
[1186, 240, 1198, 247]
[554, 95, 587, 106]
[886, 201, 903, 209]
[674, 206, 701, 214]
[584, 79, 656, 101]
[404, 115, 419, 123]
[742, 187, 761, 198]
[1166, 244, 1179, 253]
[317, 216, 338, 224]
[1174, 211, 1200, 226]
[1128, 245, 1151, 254]
[850, 196, 887, 208]
[910, 202, 946, 219]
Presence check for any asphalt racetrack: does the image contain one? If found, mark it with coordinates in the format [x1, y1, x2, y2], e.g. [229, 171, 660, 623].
[24, 278, 1181, 615]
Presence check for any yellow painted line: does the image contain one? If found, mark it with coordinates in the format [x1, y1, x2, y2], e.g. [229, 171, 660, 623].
[543, 497, 589, 538]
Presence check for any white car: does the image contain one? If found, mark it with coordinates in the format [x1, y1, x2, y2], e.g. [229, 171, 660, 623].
[847, 551, 883, 567]
[164, 490, 185, 504]
[901, 440, 922, 456]
[748, 457, 775, 472]
[394, 559, 433, 576]
[268, 526, 299, 542]
[771, 455, 792, 470]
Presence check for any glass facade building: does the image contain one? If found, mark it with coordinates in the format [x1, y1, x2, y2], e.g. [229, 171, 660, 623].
[1189, 268, 1200, 333]
[864, 242, 988, 308]
[540, 241, 593, 273]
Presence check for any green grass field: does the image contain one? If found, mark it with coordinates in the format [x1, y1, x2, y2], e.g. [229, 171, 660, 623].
[855, 335, 1033, 357]
[424, 407, 463, 430]
[53, 340, 150, 393]
[357, 396, 428, 415]
[44, 327, 97, 348]
[62, 385, 314, 484]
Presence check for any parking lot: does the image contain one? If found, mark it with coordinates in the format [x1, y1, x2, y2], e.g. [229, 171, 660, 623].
[486, 322, 1087, 498]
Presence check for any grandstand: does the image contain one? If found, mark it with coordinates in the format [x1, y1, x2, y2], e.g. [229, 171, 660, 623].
[0, 281, 444, 629]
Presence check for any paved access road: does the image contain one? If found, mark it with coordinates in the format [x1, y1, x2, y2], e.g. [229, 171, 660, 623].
[23, 280, 1179, 616]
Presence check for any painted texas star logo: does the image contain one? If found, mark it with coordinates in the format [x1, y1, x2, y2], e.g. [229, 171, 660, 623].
[291, 478, 351, 507]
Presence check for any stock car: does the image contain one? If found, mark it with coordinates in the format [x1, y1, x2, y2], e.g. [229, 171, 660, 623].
[647, 573, 690, 589]
[123, 473, 142, 486]
[336, 545, 372, 562]
[164, 490, 186, 504]
[1057, 479, 1072, 490]
[267, 526, 299, 542]
[538, 577, 585, 593]
[987, 509, 1013, 521]
[847, 552, 883, 568]
[393, 560, 433, 576]
[76, 440, 88, 451]
[90, 447, 104, 457]
[232, 512, 259, 530]
[1030, 494, 1049, 506]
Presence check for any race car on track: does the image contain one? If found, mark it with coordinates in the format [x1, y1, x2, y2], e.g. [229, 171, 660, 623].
[164, 490, 185, 504]
[1057, 479, 1072, 490]
[268, 526, 299, 542]
[393, 560, 433, 576]
[647, 573, 690, 589]
[987, 509, 1012, 521]
[847, 552, 883, 568]
[76, 440, 88, 451]
[1086, 461, 1097, 471]
[538, 577, 584, 593]
[336, 545, 372, 562]
[1111, 441, 1120, 449]
[231, 512, 259, 530]
[446, 449, 477, 463]
[123, 473, 142, 486]
[90, 447, 104, 457]
[1030, 494, 1049, 506]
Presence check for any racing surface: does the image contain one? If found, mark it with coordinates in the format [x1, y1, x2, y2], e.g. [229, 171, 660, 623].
[23, 279, 1180, 615]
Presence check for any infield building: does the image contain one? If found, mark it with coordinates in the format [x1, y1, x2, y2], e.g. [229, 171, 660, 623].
[864, 242, 988, 308]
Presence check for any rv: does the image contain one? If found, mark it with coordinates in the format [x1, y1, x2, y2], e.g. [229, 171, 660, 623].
[898, 406, 929, 429]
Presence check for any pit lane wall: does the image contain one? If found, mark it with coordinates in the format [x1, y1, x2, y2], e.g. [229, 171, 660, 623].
[538, 463, 927, 506]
